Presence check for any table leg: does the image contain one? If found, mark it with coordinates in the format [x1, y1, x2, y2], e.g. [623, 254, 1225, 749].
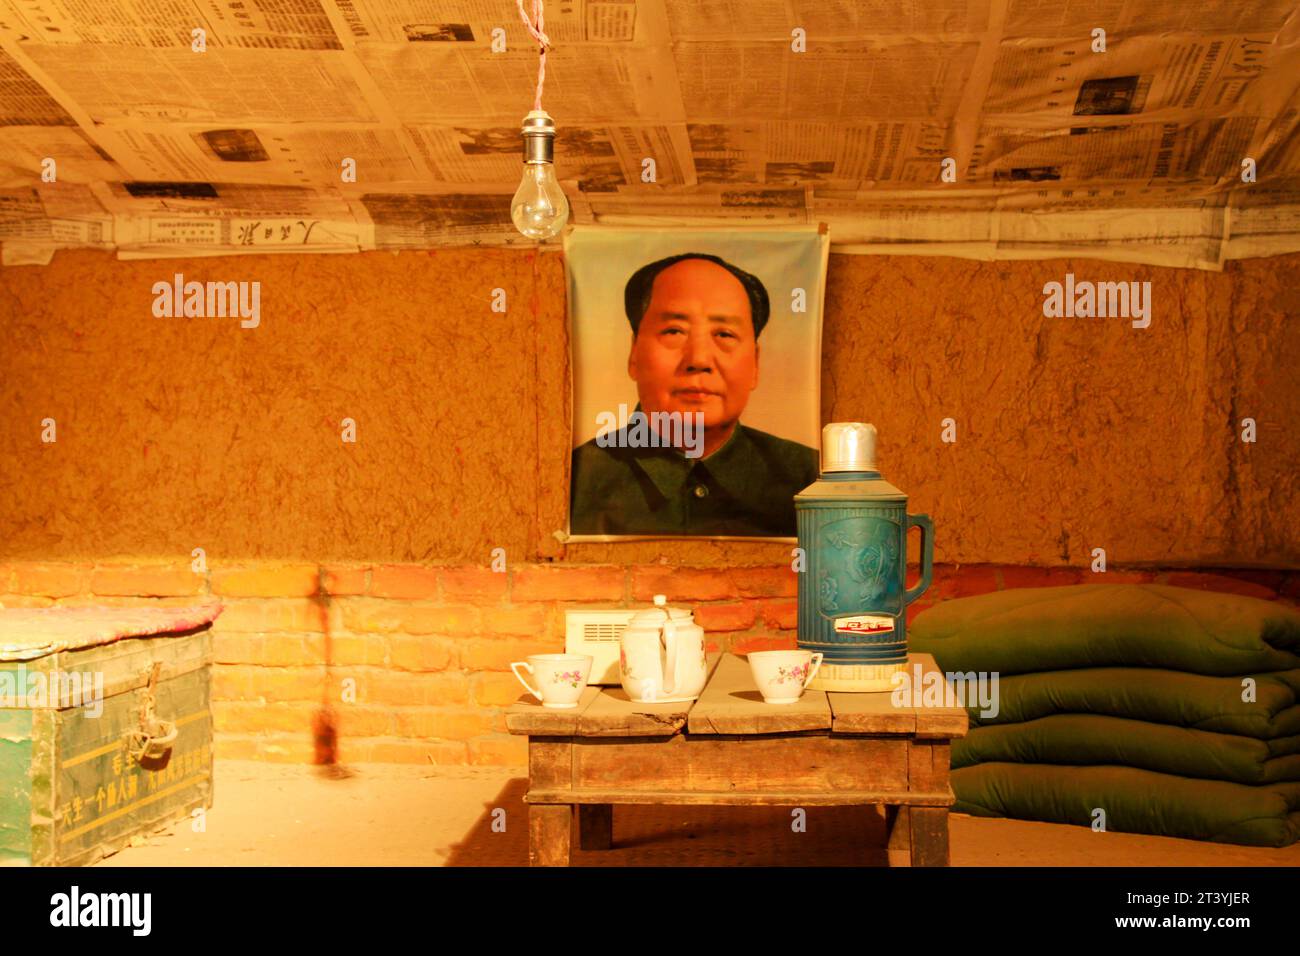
[885, 805, 911, 867]
[528, 804, 572, 867]
[909, 807, 950, 867]
[578, 804, 613, 851]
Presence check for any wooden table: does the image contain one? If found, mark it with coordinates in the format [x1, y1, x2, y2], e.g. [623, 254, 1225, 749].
[506, 651, 968, 867]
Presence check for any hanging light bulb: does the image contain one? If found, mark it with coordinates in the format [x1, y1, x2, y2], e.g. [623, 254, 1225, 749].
[511, 109, 569, 241]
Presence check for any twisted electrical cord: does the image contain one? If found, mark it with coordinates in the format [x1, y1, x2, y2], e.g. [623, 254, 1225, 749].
[515, 0, 551, 111]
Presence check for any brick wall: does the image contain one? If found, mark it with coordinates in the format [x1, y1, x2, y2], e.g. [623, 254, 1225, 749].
[2, 560, 1296, 766]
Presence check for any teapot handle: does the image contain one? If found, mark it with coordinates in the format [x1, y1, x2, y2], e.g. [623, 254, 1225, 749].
[660, 621, 678, 697]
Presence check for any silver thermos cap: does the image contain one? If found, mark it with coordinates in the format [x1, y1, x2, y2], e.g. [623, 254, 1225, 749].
[821, 422, 877, 472]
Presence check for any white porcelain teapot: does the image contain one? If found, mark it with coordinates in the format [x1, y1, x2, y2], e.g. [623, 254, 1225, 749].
[619, 595, 708, 703]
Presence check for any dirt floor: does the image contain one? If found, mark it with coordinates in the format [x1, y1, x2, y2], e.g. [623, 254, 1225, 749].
[93, 760, 1300, 867]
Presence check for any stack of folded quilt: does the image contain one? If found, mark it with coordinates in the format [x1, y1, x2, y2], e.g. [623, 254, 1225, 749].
[909, 584, 1300, 847]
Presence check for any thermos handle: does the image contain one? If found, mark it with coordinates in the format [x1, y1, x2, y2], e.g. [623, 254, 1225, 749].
[903, 513, 934, 606]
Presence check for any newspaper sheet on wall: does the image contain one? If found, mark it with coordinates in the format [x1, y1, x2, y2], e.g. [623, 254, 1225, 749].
[103, 182, 367, 258]
[0, 0, 1298, 267]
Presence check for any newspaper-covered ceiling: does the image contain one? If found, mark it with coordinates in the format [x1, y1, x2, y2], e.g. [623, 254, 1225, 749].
[1, 0, 1298, 268]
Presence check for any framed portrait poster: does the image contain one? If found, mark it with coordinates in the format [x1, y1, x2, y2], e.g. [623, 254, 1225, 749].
[565, 225, 828, 541]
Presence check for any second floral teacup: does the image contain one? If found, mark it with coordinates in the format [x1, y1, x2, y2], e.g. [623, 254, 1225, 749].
[748, 650, 824, 705]
[510, 653, 593, 709]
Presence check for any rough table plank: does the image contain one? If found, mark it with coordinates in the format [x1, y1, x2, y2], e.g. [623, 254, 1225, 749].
[528, 804, 572, 867]
[687, 652, 832, 735]
[827, 653, 968, 736]
[567, 653, 722, 737]
[506, 686, 602, 735]
[827, 688, 915, 734]
[572, 734, 910, 792]
[575, 688, 695, 737]
[526, 788, 955, 807]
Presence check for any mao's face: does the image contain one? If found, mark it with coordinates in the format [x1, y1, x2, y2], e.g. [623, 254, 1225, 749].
[627, 258, 760, 431]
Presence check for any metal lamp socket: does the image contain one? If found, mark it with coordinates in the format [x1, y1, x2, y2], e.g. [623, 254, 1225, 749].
[521, 109, 556, 165]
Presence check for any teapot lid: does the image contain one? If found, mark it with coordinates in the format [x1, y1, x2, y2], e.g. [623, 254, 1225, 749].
[628, 594, 691, 627]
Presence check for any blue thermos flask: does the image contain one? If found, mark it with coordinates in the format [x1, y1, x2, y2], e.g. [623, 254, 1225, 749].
[796, 423, 934, 691]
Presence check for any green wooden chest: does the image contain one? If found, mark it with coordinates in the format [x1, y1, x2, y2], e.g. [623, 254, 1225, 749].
[0, 604, 218, 866]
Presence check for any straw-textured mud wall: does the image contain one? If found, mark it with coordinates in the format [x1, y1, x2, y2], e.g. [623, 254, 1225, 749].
[1, 248, 1296, 568]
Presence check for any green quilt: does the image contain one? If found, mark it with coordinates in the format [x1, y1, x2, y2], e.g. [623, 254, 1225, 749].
[910, 584, 1300, 676]
[912, 583, 1300, 846]
[953, 762, 1300, 847]
[970, 667, 1300, 738]
[955, 714, 1300, 784]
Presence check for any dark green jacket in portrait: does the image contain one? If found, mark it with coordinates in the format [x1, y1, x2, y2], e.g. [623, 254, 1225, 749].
[570, 421, 819, 537]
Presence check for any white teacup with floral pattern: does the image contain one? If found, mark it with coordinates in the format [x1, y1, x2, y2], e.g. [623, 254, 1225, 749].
[511, 653, 593, 709]
[748, 650, 824, 704]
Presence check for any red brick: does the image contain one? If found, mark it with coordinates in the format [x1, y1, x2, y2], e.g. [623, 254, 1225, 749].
[360, 671, 469, 707]
[211, 664, 258, 701]
[440, 566, 509, 601]
[213, 598, 326, 633]
[512, 565, 624, 602]
[89, 563, 203, 597]
[472, 672, 529, 707]
[341, 739, 466, 765]
[213, 633, 323, 667]
[1202, 569, 1286, 593]
[327, 633, 389, 667]
[370, 565, 440, 600]
[387, 635, 456, 671]
[998, 566, 1084, 590]
[483, 604, 548, 637]
[1162, 572, 1276, 600]
[468, 735, 528, 766]
[730, 634, 797, 655]
[54, 595, 199, 609]
[341, 599, 478, 635]
[322, 564, 370, 596]
[758, 599, 798, 630]
[0, 562, 88, 598]
[212, 665, 325, 702]
[337, 706, 393, 737]
[212, 734, 261, 762]
[212, 633, 257, 664]
[632, 566, 734, 602]
[695, 602, 757, 632]
[392, 708, 496, 740]
[257, 666, 328, 703]
[212, 700, 318, 734]
[929, 564, 1000, 600]
[263, 633, 326, 666]
[1088, 570, 1157, 584]
[731, 566, 798, 598]
[402, 605, 480, 635]
[0, 594, 55, 608]
[212, 563, 320, 598]
[460, 637, 563, 671]
[215, 733, 316, 764]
